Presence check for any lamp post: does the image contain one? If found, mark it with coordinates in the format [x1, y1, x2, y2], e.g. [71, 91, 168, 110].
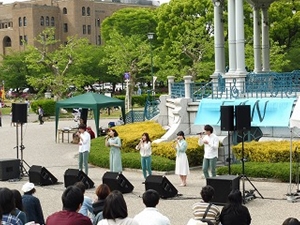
[147, 32, 154, 95]
[2, 80, 5, 100]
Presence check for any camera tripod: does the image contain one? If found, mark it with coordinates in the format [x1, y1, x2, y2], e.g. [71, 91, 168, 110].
[240, 131, 264, 203]
[15, 123, 30, 177]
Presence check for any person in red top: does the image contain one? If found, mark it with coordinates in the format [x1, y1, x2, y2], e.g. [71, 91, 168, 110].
[46, 186, 92, 225]
[86, 126, 95, 139]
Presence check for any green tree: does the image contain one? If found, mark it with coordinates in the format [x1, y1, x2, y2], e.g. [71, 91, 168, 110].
[156, 0, 215, 81]
[101, 30, 150, 107]
[0, 51, 30, 91]
[101, 8, 157, 41]
[25, 28, 102, 99]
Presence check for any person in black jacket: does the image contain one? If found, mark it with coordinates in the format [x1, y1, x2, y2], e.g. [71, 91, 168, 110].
[92, 184, 110, 225]
[220, 190, 251, 225]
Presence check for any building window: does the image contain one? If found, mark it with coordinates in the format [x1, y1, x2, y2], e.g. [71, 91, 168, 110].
[51, 17, 55, 26]
[87, 25, 91, 34]
[40, 16, 44, 26]
[63, 7, 67, 14]
[63, 23, 68, 32]
[97, 35, 101, 45]
[24, 35, 28, 44]
[46, 16, 49, 26]
[4, 23, 7, 28]
[18, 17, 22, 27]
[97, 18, 100, 27]
[87, 7, 90, 16]
[4, 36, 12, 47]
[82, 7, 85, 16]
[23, 17, 27, 26]
[83, 25, 86, 34]
[20, 36, 23, 45]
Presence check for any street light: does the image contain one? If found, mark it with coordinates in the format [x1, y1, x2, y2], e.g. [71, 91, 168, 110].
[147, 32, 155, 95]
[2, 80, 5, 100]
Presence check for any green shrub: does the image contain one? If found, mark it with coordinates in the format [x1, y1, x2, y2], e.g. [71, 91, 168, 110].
[113, 121, 166, 152]
[31, 99, 56, 116]
[217, 161, 296, 182]
[114, 94, 160, 107]
[233, 141, 300, 163]
[152, 137, 204, 167]
[89, 137, 175, 171]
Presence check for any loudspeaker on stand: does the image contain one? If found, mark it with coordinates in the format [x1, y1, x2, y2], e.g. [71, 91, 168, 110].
[12, 103, 27, 123]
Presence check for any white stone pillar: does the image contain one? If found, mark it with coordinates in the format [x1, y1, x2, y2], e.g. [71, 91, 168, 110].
[212, 0, 225, 75]
[262, 4, 270, 72]
[227, 0, 236, 73]
[184, 75, 193, 99]
[235, 0, 246, 74]
[167, 76, 175, 96]
[253, 6, 262, 73]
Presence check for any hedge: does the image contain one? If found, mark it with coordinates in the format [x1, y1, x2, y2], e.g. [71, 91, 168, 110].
[114, 94, 160, 107]
[232, 140, 300, 163]
[89, 121, 205, 171]
[89, 136, 175, 171]
[30, 99, 56, 116]
[217, 161, 296, 182]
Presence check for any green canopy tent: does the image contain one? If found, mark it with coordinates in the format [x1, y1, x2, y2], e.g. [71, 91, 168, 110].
[55, 92, 126, 141]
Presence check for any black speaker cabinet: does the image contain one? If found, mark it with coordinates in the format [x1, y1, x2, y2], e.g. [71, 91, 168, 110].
[64, 169, 94, 189]
[29, 165, 58, 186]
[12, 103, 27, 123]
[145, 175, 178, 199]
[102, 172, 134, 194]
[0, 159, 20, 181]
[235, 105, 251, 131]
[220, 106, 234, 131]
[206, 175, 240, 205]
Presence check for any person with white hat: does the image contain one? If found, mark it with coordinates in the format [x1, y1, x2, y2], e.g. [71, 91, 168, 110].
[22, 182, 45, 225]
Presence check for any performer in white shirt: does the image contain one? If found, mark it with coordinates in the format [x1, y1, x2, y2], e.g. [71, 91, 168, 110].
[198, 125, 219, 178]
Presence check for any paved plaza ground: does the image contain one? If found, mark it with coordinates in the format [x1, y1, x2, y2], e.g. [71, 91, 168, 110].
[0, 114, 300, 225]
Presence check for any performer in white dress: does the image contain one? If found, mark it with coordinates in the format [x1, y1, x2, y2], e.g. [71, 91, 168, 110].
[173, 131, 190, 186]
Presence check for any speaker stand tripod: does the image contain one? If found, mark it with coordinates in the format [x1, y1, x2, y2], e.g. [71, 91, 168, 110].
[240, 131, 264, 203]
[15, 123, 30, 177]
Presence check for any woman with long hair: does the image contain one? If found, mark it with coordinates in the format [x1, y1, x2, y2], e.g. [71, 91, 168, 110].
[135, 133, 152, 180]
[97, 190, 138, 225]
[173, 131, 190, 186]
[105, 129, 122, 172]
[11, 189, 27, 224]
[220, 190, 251, 225]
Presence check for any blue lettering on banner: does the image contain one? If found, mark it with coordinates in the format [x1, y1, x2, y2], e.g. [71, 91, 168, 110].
[194, 98, 296, 127]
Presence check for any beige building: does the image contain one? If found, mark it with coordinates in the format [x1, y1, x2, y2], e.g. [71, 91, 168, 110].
[0, 0, 152, 56]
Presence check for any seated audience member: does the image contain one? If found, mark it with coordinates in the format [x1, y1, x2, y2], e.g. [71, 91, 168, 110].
[12, 189, 27, 224]
[220, 190, 251, 225]
[0, 188, 23, 225]
[97, 190, 138, 225]
[87, 126, 96, 139]
[134, 189, 170, 225]
[22, 182, 45, 225]
[192, 185, 220, 225]
[46, 186, 92, 225]
[92, 184, 111, 225]
[282, 217, 300, 225]
[74, 182, 94, 218]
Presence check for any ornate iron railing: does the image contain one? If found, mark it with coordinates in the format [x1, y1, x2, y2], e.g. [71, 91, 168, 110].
[171, 71, 300, 100]
[144, 90, 160, 120]
[170, 82, 185, 98]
